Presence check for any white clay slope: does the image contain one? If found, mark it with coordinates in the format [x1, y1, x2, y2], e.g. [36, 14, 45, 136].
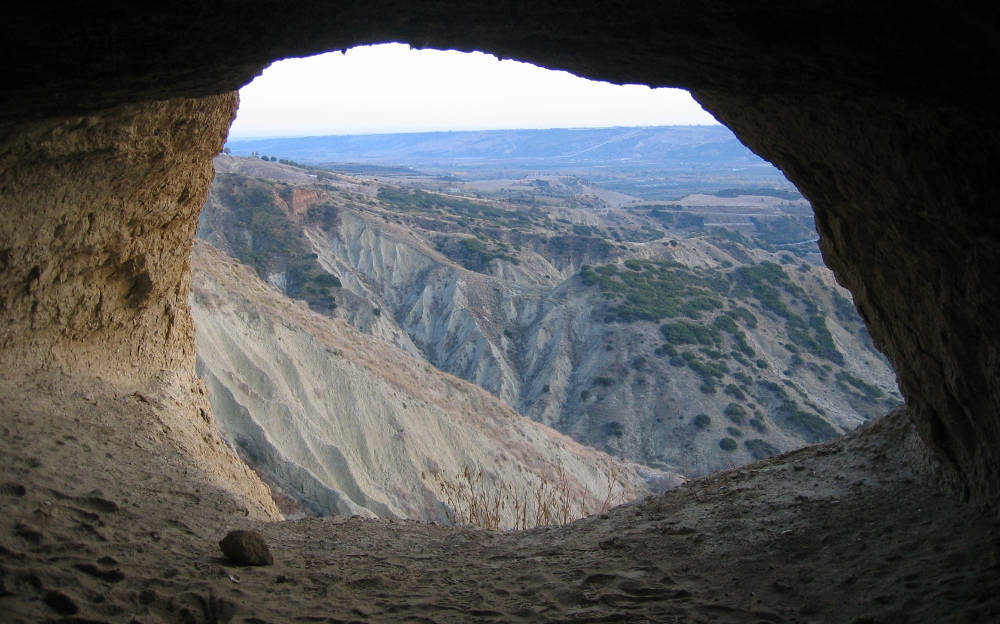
[190, 241, 675, 522]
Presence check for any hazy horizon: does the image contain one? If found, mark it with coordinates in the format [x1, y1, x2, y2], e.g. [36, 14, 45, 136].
[229, 43, 719, 138]
[226, 123, 720, 142]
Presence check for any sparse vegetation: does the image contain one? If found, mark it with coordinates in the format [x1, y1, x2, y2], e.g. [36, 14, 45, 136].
[779, 403, 839, 442]
[201, 155, 895, 483]
[581, 260, 728, 323]
[750, 216, 816, 246]
[438, 236, 519, 271]
[744, 438, 780, 460]
[647, 208, 705, 230]
[836, 371, 886, 400]
[603, 422, 625, 437]
[378, 187, 536, 229]
[660, 321, 721, 346]
[202, 174, 343, 313]
[724, 384, 746, 400]
[724, 403, 747, 423]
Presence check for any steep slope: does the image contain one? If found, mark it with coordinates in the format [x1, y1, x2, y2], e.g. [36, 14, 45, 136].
[198, 155, 900, 476]
[190, 241, 671, 522]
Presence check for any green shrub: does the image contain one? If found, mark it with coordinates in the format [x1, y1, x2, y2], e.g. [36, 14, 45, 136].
[780, 402, 839, 442]
[661, 321, 720, 346]
[593, 376, 615, 387]
[682, 352, 728, 385]
[712, 314, 739, 334]
[310, 273, 342, 288]
[832, 292, 858, 323]
[732, 332, 756, 357]
[744, 438, 780, 460]
[719, 438, 738, 451]
[727, 306, 758, 329]
[581, 259, 730, 323]
[724, 384, 745, 400]
[726, 426, 744, 438]
[693, 414, 711, 428]
[603, 422, 625, 437]
[730, 350, 751, 366]
[835, 371, 886, 400]
[724, 403, 747, 423]
[702, 348, 724, 360]
[654, 343, 678, 357]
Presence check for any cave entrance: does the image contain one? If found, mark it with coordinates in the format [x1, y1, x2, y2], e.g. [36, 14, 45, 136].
[194, 43, 900, 527]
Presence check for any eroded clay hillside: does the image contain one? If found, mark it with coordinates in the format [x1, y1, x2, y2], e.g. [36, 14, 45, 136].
[190, 241, 672, 522]
[197, 155, 900, 477]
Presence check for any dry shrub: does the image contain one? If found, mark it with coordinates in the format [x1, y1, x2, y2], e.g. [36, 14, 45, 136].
[423, 460, 629, 531]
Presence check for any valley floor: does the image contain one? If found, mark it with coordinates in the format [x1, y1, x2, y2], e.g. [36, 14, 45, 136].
[1, 369, 997, 623]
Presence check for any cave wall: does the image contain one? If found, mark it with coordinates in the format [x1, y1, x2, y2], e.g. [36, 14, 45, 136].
[693, 91, 1000, 504]
[1, 2, 998, 509]
[0, 95, 237, 380]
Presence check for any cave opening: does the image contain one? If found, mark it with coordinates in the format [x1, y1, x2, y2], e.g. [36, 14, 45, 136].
[194, 43, 901, 527]
[3, 6, 1000, 620]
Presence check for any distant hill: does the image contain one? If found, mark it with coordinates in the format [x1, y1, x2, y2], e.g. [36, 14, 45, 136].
[227, 126, 740, 163]
[225, 126, 791, 199]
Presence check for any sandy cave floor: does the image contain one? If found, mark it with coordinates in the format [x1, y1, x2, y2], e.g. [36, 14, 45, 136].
[1, 370, 999, 623]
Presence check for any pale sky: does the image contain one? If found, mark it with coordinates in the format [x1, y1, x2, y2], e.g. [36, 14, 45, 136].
[228, 43, 718, 138]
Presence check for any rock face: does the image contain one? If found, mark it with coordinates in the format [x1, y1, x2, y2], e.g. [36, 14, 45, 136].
[0, 95, 237, 381]
[1, 4, 999, 512]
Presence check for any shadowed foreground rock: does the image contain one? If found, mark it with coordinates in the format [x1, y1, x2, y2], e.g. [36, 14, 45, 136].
[220, 530, 274, 566]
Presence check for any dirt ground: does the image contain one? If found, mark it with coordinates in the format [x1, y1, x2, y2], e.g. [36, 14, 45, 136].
[1, 368, 998, 623]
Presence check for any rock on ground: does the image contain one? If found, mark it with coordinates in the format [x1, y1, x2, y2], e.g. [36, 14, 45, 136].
[219, 530, 273, 566]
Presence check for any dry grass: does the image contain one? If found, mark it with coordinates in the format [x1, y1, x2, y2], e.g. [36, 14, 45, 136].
[423, 460, 630, 531]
